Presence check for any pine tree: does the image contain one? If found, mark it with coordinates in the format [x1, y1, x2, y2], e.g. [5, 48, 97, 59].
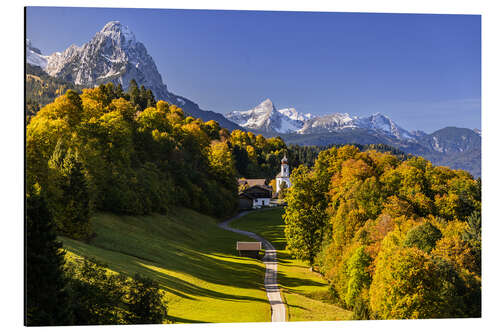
[60, 153, 92, 240]
[145, 89, 156, 108]
[139, 85, 148, 110]
[26, 189, 72, 326]
[128, 79, 140, 108]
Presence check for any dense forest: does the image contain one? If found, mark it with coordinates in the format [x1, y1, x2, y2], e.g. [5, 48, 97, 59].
[283, 145, 481, 319]
[25, 82, 289, 325]
[287, 143, 409, 170]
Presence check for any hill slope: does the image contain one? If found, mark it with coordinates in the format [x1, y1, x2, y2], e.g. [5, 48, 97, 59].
[61, 208, 270, 323]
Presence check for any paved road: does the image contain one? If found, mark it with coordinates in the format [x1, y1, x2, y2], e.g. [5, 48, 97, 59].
[219, 211, 287, 322]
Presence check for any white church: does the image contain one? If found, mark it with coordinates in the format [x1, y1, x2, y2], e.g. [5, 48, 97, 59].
[275, 155, 292, 194]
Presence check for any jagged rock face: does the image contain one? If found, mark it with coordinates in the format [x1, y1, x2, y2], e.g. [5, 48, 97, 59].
[26, 39, 48, 69]
[226, 98, 311, 133]
[43, 21, 169, 100]
[26, 21, 244, 131]
[352, 113, 415, 140]
[298, 113, 356, 134]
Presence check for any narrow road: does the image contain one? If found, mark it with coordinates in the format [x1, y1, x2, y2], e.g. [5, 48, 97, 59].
[219, 211, 286, 322]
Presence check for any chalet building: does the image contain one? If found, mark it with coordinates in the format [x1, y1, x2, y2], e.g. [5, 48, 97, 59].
[238, 192, 254, 210]
[275, 155, 292, 194]
[238, 185, 273, 209]
[236, 241, 262, 258]
[238, 178, 267, 188]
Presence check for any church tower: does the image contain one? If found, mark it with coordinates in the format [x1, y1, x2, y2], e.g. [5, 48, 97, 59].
[275, 154, 292, 194]
[281, 155, 289, 177]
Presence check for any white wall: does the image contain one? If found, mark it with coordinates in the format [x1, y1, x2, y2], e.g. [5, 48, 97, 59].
[253, 198, 270, 208]
[276, 177, 292, 193]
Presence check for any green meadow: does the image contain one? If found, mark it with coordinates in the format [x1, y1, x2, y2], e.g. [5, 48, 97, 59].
[230, 208, 352, 321]
[61, 208, 270, 323]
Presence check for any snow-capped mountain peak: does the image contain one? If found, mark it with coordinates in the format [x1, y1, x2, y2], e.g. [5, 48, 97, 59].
[227, 98, 418, 140]
[27, 21, 169, 100]
[353, 113, 415, 140]
[255, 98, 276, 115]
[297, 113, 356, 134]
[26, 21, 245, 131]
[226, 99, 312, 133]
[99, 21, 137, 46]
[225, 98, 277, 131]
[278, 107, 312, 122]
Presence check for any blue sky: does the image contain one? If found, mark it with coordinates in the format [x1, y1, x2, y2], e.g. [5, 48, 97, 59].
[26, 7, 481, 133]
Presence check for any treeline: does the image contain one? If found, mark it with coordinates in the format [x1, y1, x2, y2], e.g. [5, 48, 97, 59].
[27, 82, 243, 241]
[283, 145, 481, 319]
[26, 192, 168, 326]
[287, 143, 409, 170]
[229, 130, 287, 180]
[25, 64, 81, 122]
[25, 63, 158, 124]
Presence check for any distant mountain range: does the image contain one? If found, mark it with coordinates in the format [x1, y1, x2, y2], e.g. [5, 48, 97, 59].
[227, 98, 481, 177]
[226, 98, 416, 139]
[26, 21, 481, 177]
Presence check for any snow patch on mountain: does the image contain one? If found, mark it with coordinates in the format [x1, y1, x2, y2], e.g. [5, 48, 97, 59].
[226, 99, 311, 133]
[228, 99, 419, 141]
[298, 113, 356, 134]
[353, 113, 416, 140]
[26, 39, 48, 69]
[28, 21, 169, 101]
[278, 108, 312, 122]
[100, 21, 136, 45]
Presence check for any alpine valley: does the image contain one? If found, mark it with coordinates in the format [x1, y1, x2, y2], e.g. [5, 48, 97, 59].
[26, 21, 481, 177]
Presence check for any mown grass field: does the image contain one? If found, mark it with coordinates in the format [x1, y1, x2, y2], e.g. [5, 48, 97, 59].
[230, 208, 352, 321]
[60, 208, 270, 323]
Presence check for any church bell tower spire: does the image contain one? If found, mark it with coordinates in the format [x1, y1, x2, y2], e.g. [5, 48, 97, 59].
[281, 154, 289, 177]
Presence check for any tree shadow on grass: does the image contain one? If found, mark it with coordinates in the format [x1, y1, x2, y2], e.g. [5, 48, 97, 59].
[136, 259, 270, 303]
[167, 315, 210, 324]
[277, 271, 325, 289]
[285, 302, 308, 311]
[64, 235, 270, 303]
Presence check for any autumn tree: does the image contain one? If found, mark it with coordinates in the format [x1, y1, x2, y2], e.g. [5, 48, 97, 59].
[284, 165, 329, 264]
[283, 144, 481, 319]
[403, 221, 442, 253]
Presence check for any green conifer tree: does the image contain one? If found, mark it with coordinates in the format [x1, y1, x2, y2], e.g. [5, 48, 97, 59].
[60, 153, 92, 240]
[26, 189, 72, 326]
[128, 79, 140, 108]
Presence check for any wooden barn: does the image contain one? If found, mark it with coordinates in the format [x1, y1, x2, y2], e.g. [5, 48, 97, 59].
[236, 241, 262, 258]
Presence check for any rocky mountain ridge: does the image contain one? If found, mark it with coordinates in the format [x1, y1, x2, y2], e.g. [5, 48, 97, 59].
[227, 98, 417, 140]
[26, 21, 243, 131]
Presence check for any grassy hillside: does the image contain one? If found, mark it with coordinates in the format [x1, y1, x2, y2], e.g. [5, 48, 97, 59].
[61, 208, 270, 323]
[230, 208, 352, 321]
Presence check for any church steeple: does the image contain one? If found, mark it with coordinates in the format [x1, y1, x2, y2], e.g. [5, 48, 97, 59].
[276, 153, 292, 194]
[280, 154, 289, 177]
